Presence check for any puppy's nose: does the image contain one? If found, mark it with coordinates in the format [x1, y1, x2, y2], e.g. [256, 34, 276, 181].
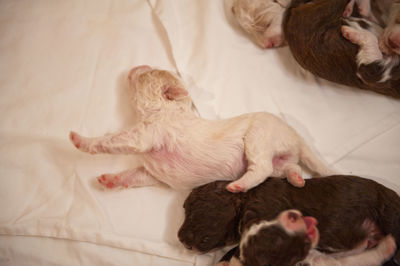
[262, 35, 284, 49]
[388, 35, 400, 51]
[129, 65, 152, 81]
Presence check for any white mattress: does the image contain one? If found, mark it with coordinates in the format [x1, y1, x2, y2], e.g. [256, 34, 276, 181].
[0, 0, 399, 265]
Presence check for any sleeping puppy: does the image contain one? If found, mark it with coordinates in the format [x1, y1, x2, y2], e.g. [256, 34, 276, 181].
[232, 0, 400, 97]
[69, 66, 333, 192]
[216, 210, 396, 266]
[283, 0, 400, 97]
[231, 0, 290, 48]
[178, 175, 400, 264]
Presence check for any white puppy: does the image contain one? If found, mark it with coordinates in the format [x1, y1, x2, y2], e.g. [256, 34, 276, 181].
[70, 66, 333, 192]
[231, 0, 290, 48]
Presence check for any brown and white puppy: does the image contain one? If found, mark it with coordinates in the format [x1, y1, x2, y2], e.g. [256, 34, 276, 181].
[69, 66, 333, 192]
[283, 0, 400, 97]
[232, 0, 400, 97]
[217, 210, 396, 266]
[178, 175, 400, 265]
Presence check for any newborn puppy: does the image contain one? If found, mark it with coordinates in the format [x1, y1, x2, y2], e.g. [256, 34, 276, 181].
[284, 0, 400, 97]
[217, 210, 396, 266]
[231, 0, 289, 48]
[232, 0, 400, 97]
[178, 175, 400, 264]
[70, 66, 333, 192]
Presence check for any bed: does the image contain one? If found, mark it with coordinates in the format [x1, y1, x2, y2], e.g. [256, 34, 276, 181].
[0, 0, 399, 265]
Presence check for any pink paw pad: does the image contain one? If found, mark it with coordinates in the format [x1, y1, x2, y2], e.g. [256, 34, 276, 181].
[226, 183, 246, 193]
[288, 172, 305, 187]
[97, 174, 121, 189]
[69, 132, 81, 148]
[343, 4, 353, 17]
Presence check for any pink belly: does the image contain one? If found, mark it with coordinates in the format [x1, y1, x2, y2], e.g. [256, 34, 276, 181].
[145, 147, 247, 187]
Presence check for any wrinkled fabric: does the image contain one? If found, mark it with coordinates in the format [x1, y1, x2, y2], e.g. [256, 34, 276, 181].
[0, 0, 399, 265]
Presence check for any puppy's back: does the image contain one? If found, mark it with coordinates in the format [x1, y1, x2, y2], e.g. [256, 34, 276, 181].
[243, 175, 400, 253]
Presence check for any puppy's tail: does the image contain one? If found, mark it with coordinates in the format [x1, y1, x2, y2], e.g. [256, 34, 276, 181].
[299, 140, 335, 177]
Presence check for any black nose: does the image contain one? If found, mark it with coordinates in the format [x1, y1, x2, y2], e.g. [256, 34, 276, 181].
[183, 243, 192, 250]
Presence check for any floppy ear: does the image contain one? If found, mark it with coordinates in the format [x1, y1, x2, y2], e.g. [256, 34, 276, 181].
[239, 210, 259, 234]
[162, 86, 188, 100]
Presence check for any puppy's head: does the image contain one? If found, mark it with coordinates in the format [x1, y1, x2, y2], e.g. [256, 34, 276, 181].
[128, 65, 193, 117]
[231, 0, 288, 48]
[238, 210, 318, 266]
[178, 181, 242, 252]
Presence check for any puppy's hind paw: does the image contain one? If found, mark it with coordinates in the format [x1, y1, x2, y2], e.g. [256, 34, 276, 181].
[226, 182, 247, 193]
[287, 172, 305, 187]
[97, 174, 127, 189]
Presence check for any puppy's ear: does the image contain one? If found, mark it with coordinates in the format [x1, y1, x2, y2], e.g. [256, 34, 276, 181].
[243, 210, 257, 221]
[162, 86, 188, 101]
[239, 210, 259, 233]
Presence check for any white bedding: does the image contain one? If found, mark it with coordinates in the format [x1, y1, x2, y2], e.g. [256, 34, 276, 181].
[0, 1, 399, 265]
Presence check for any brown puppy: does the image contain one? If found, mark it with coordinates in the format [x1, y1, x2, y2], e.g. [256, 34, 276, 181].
[178, 175, 400, 264]
[283, 0, 400, 97]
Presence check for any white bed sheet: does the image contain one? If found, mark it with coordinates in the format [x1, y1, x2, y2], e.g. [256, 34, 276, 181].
[0, 0, 399, 266]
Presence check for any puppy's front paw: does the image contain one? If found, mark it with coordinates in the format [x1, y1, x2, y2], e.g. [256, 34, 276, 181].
[70, 131, 101, 154]
[226, 182, 247, 193]
[70, 131, 82, 149]
[343, 0, 354, 17]
[341, 26, 359, 44]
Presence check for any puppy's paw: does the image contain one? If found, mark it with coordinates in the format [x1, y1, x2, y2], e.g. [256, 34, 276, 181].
[226, 182, 247, 193]
[341, 26, 363, 45]
[70, 131, 83, 149]
[343, 0, 355, 17]
[357, 0, 371, 18]
[377, 235, 396, 259]
[287, 171, 305, 187]
[97, 174, 128, 189]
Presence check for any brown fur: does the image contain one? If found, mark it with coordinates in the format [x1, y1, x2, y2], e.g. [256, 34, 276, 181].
[240, 225, 311, 266]
[283, 0, 400, 98]
[178, 175, 400, 263]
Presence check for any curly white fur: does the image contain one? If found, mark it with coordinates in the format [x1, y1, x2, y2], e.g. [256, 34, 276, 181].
[70, 66, 333, 192]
